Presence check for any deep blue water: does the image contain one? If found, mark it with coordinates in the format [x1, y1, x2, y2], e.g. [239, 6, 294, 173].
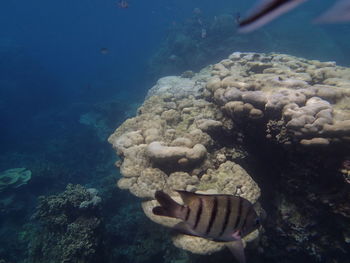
[1, 0, 348, 153]
[0, 0, 350, 262]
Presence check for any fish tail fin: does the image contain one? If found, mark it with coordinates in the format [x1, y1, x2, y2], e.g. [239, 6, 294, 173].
[153, 191, 184, 219]
[226, 239, 246, 263]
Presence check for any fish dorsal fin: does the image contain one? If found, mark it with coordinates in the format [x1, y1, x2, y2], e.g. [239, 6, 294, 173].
[176, 190, 198, 205]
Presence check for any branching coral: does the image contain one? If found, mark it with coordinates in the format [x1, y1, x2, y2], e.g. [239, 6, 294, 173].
[29, 184, 103, 263]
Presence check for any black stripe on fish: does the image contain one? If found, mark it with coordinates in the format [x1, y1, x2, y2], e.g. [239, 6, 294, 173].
[185, 206, 190, 221]
[194, 198, 203, 229]
[234, 197, 242, 230]
[219, 196, 231, 237]
[238, 199, 257, 234]
[240, 0, 291, 27]
[240, 206, 253, 233]
[238, 0, 307, 33]
[239, 203, 250, 232]
[206, 196, 218, 235]
[186, 199, 197, 227]
[238, 202, 251, 232]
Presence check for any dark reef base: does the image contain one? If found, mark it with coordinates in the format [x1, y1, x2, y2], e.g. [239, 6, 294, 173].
[240, 126, 350, 263]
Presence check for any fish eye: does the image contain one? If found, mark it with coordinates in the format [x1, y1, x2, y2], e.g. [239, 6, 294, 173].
[255, 218, 260, 226]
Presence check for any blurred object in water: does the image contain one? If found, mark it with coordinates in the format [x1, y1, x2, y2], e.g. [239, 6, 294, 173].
[117, 0, 129, 9]
[201, 28, 207, 38]
[314, 0, 350, 23]
[168, 54, 178, 61]
[238, 0, 308, 33]
[193, 7, 202, 15]
[239, 0, 350, 33]
[235, 12, 241, 25]
[100, 47, 109, 55]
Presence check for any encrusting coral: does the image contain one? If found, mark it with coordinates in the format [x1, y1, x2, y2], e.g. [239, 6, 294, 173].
[109, 52, 350, 258]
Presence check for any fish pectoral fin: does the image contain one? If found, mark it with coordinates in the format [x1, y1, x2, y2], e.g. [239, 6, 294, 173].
[174, 222, 197, 236]
[226, 239, 246, 263]
[232, 230, 241, 240]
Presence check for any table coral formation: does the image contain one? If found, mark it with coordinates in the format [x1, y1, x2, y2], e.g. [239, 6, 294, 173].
[109, 52, 350, 259]
[0, 168, 31, 192]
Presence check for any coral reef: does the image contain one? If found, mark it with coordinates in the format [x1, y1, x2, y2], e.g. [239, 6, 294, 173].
[109, 52, 350, 262]
[109, 56, 263, 255]
[0, 168, 31, 192]
[29, 184, 103, 263]
[206, 52, 350, 146]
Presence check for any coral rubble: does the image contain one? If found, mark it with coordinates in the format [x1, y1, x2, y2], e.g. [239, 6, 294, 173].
[109, 52, 350, 261]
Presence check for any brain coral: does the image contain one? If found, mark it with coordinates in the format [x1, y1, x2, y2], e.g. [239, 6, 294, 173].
[109, 52, 350, 256]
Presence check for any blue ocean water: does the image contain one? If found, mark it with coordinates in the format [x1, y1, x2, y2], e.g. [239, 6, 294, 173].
[0, 0, 350, 262]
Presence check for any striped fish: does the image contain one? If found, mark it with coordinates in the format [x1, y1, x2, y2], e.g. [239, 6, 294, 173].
[239, 0, 308, 33]
[238, 0, 350, 33]
[153, 190, 261, 263]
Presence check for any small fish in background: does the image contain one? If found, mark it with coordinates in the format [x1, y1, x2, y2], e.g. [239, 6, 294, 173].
[201, 28, 207, 38]
[117, 0, 129, 9]
[100, 48, 109, 55]
[168, 54, 178, 61]
[153, 190, 262, 263]
[193, 7, 202, 15]
[238, 0, 350, 33]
